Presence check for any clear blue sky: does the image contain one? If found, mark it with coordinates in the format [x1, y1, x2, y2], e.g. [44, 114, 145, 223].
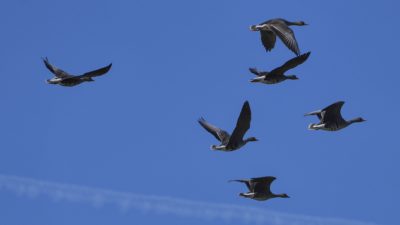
[0, 0, 399, 224]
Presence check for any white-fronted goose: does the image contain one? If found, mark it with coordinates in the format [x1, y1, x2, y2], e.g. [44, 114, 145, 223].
[230, 176, 289, 201]
[43, 57, 112, 87]
[250, 18, 307, 56]
[305, 101, 366, 131]
[198, 101, 258, 151]
[249, 52, 310, 84]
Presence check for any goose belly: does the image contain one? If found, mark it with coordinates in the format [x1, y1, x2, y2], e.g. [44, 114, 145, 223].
[60, 79, 83, 87]
[262, 76, 285, 84]
[252, 194, 271, 201]
[322, 123, 348, 131]
[225, 142, 245, 151]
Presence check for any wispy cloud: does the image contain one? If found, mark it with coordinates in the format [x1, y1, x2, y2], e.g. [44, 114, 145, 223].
[0, 174, 378, 225]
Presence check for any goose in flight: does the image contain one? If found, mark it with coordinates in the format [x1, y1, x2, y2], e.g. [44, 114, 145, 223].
[43, 57, 112, 87]
[198, 101, 258, 151]
[230, 176, 289, 201]
[249, 52, 310, 84]
[305, 101, 366, 131]
[250, 18, 307, 56]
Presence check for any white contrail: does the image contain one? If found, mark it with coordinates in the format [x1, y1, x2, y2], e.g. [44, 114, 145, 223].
[0, 174, 379, 225]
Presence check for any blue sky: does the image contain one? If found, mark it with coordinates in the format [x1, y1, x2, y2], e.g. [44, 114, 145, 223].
[0, 0, 399, 225]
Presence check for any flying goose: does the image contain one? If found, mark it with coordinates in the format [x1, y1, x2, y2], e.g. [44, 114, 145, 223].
[249, 52, 310, 84]
[230, 176, 289, 201]
[198, 101, 258, 151]
[305, 101, 366, 131]
[250, 18, 307, 56]
[43, 57, 112, 87]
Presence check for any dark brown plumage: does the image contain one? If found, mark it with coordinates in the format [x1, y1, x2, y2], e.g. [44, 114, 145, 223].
[230, 176, 289, 201]
[198, 101, 258, 151]
[249, 52, 310, 84]
[43, 57, 112, 87]
[305, 101, 366, 131]
[250, 18, 307, 55]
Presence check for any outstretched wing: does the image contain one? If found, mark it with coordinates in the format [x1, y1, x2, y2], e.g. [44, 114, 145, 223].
[304, 109, 323, 121]
[249, 68, 263, 76]
[229, 179, 252, 192]
[260, 30, 276, 52]
[42, 57, 72, 78]
[270, 52, 311, 75]
[227, 101, 251, 148]
[73, 63, 112, 79]
[198, 117, 230, 143]
[251, 176, 276, 194]
[322, 101, 346, 123]
[269, 22, 300, 56]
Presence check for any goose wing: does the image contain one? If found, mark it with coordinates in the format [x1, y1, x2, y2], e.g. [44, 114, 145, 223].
[260, 30, 276, 52]
[249, 68, 265, 77]
[321, 101, 346, 123]
[251, 176, 276, 194]
[270, 52, 311, 75]
[73, 63, 112, 79]
[269, 22, 300, 56]
[43, 57, 72, 78]
[229, 179, 252, 191]
[198, 118, 230, 143]
[227, 101, 251, 148]
[304, 109, 323, 120]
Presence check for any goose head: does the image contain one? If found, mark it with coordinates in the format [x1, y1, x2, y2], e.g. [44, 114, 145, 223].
[245, 137, 258, 143]
[297, 21, 308, 25]
[349, 117, 366, 124]
[82, 77, 95, 82]
[277, 193, 290, 198]
[288, 21, 308, 26]
[286, 75, 299, 80]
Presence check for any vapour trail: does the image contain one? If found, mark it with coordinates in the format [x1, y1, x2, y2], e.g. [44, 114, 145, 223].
[0, 174, 379, 225]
